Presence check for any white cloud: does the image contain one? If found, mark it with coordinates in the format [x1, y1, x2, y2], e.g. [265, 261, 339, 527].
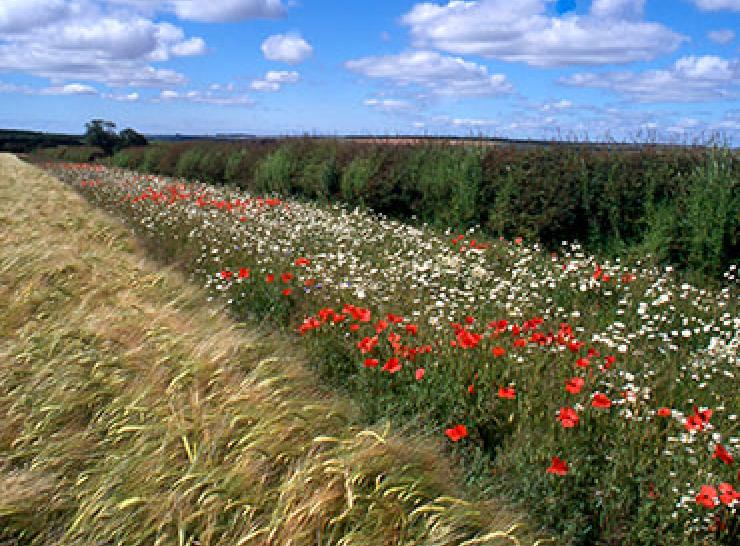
[0, 0, 71, 33]
[261, 33, 313, 64]
[345, 50, 514, 97]
[169, 0, 285, 22]
[104, 91, 140, 101]
[40, 82, 98, 95]
[401, 0, 685, 66]
[0, 2, 205, 87]
[158, 87, 254, 106]
[363, 98, 415, 112]
[708, 29, 736, 44]
[560, 55, 740, 102]
[106, 0, 287, 21]
[250, 70, 300, 92]
[541, 99, 573, 111]
[691, 0, 740, 10]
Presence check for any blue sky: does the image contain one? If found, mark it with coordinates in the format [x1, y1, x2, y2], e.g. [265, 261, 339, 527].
[0, 0, 738, 141]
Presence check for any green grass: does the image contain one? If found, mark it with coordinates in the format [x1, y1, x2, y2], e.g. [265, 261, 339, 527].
[0, 154, 537, 545]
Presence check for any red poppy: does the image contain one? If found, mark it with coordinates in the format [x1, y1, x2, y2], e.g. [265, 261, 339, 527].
[382, 357, 402, 374]
[456, 329, 482, 349]
[465, 316, 475, 325]
[375, 320, 389, 334]
[238, 267, 250, 279]
[696, 485, 718, 508]
[604, 355, 616, 369]
[294, 257, 310, 266]
[281, 288, 292, 296]
[712, 444, 734, 465]
[415, 368, 425, 381]
[304, 278, 316, 287]
[685, 407, 712, 432]
[265, 274, 275, 283]
[514, 237, 523, 245]
[280, 272, 294, 283]
[220, 270, 232, 280]
[357, 336, 378, 354]
[718, 483, 739, 506]
[492, 346, 506, 357]
[565, 377, 584, 394]
[557, 407, 579, 428]
[498, 387, 516, 400]
[657, 407, 672, 417]
[576, 357, 590, 368]
[467, 384, 475, 395]
[364, 358, 379, 368]
[546, 456, 568, 475]
[405, 324, 419, 336]
[349, 324, 360, 332]
[513, 338, 527, 348]
[591, 393, 612, 409]
[445, 424, 468, 442]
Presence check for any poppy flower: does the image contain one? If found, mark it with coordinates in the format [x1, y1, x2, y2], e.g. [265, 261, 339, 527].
[281, 288, 292, 296]
[364, 358, 379, 368]
[220, 270, 232, 280]
[565, 377, 584, 394]
[405, 324, 419, 336]
[712, 443, 734, 465]
[591, 393, 612, 409]
[685, 407, 712, 432]
[514, 237, 523, 245]
[695, 485, 718, 508]
[265, 274, 275, 283]
[604, 355, 616, 368]
[349, 324, 360, 332]
[492, 346, 506, 357]
[718, 483, 739, 506]
[465, 316, 475, 325]
[456, 329, 482, 349]
[576, 357, 590, 368]
[513, 338, 527, 348]
[304, 278, 316, 287]
[468, 384, 475, 395]
[657, 407, 672, 417]
[375, 320, 389, 334]
[415, 368, 425, 381]
[280, 272, 294, 283]
[238, 267, 250, 279]
[357, 336, 378, 354]
[294, 257, 310, 266]
[445, 424, 468, 442]
[546, 456, 568, 475]
[557, 407, 579, 428]
[382, 357, 402, 374]
[498, 387, 516, 400]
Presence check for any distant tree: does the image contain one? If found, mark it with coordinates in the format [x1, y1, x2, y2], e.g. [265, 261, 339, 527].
[84, 119, 119, 155]
[117, 128, 148, 150]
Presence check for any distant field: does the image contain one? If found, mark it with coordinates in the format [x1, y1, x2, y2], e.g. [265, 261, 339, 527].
[43, 157, 739, 545]
[0, 154, 534, 546]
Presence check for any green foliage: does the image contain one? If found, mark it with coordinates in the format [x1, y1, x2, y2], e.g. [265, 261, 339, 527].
[108, 139, 739, 280]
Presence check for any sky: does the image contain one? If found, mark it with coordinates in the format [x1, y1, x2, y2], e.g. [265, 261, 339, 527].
[0, 0, 738, 142]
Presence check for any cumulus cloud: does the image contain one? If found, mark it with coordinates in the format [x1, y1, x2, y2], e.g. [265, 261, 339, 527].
[691, 0, 740, 10]
[168, 0, 286, 22]
[560, 55, 740, 102]
[541, 99, 573, 111]
[0, 0, 71, 33]
[708, 29, 736, 44]
[345, 50, 514, 97]
[401, 0, 685, 66]
[40, 82, 98, 95]
[261, 33, 313, 64]
[0, 1, 206, 88]
[250, 70, 300, 92]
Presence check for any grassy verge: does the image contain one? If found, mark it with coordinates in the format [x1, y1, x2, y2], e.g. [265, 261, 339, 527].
[0, 154, 535, 545]
[39, 159, 739, 545]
